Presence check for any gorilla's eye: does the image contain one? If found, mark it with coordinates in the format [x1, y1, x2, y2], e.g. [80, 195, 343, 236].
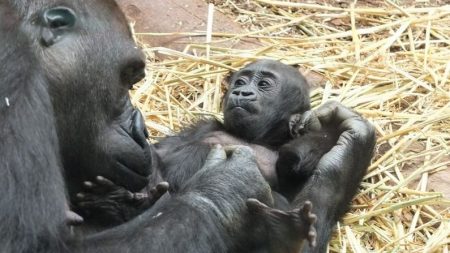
[258, 80, 271, 88]
[43, 7, 76, 29]
[235, 79, 246, 87]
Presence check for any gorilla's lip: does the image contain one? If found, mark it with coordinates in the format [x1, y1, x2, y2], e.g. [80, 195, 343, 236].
[229, 104, 257, 114]
[231, 106, 248, 111]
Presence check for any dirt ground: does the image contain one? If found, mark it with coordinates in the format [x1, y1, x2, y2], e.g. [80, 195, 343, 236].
[116, 0, 450, 199]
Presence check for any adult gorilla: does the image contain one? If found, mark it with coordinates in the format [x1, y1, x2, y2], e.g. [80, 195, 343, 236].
[1, 0, 149, 249]
[10, 0, 152, 199]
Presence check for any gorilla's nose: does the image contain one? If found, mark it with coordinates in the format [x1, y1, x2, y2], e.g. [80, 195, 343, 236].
[121, 54, 146, 89]
[231, 90, 256, 100]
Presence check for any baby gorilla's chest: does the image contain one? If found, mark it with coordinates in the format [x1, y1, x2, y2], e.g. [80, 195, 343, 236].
[202, 131, 279, 187]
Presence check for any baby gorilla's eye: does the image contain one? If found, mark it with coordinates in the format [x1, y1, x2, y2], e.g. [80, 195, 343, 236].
[235, 79, 246, 87]
[258, 80, 271, 88]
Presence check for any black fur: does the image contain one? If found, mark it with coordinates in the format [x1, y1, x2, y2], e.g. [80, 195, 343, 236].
[11, 0, 152, 199]
[2, 2, 308, 253]
[77, 60, 376, 253]
[0, 2, 68, 252]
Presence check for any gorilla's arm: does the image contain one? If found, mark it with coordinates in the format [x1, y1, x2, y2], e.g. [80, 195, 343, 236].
[291, 101, 376, 253]
[154, 119, 225, 191]
[75, 119, 224, 225]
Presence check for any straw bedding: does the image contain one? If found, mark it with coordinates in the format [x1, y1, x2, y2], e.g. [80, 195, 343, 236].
[131, 1, 450, 252]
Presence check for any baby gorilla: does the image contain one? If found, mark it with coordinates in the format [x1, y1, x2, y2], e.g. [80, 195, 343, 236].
[76, 60, 336, 224]
[76, 60, 378, 253]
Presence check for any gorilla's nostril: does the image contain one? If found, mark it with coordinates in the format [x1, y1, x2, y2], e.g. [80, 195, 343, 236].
[121, 59, 146, 88]
[241, 91, 254, 97]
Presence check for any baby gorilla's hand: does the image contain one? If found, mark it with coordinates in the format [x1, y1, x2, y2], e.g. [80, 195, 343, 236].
[289, 110, 322, 138]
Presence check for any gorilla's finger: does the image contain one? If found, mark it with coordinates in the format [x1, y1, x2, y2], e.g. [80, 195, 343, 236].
[155, 182, 169, 193]
[131, 192, 147, 201]
[66, 210, 84, 226]
[246, 198, 269, 213]
[314, 101, 358, 126]
[228, 145, 255, 162]
[95, 176, 115, 188]
[131, 109, 149, 148]
[83, 181, 96, 190]
[204, 144, 226, 167]
[223, 145, 243, 157]
[298, 110, 322, 133]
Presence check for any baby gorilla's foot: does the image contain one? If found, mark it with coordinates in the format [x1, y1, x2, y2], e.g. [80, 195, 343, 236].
[75, 176, 169, 226]
[247, 199, 317, 252]
[65, 209, 84, 226]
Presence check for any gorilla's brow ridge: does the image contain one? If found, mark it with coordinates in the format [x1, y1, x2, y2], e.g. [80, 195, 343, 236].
[239, 69, 277, 79]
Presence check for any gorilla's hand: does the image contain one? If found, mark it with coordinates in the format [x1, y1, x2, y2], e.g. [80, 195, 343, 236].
[75, 176, 168, 226]
[312, 101, 375, 184]
[111, 108, 152, 187]
[289, 111, 322, 138]
[292, 101, 376, 253]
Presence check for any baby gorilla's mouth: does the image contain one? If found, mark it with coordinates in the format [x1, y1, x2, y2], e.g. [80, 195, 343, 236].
[228, 101, 258, 114]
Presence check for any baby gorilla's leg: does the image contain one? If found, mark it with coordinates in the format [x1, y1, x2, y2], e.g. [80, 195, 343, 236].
[75, 176, 169, 226]
[247, 199, 317, 253]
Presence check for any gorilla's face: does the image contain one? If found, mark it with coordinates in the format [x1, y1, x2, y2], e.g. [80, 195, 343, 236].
[18, 0, 150, 196]
[223, 60, 311, 144]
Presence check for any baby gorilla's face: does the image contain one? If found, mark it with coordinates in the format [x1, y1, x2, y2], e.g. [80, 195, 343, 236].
[223, 59, 310, 143]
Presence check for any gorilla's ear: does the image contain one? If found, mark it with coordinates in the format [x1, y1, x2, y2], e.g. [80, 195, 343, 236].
[39, 7, 77, 47]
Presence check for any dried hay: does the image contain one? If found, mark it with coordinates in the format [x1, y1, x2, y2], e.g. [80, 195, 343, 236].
[132, 1, 450, 252]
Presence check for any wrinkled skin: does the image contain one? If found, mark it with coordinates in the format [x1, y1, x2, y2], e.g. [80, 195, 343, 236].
[10, 0, 152, 199]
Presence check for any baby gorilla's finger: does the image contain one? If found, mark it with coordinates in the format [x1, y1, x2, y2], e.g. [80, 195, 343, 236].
[83, 180, 108, 195]
[66, 210, 84, 226]
[83, 181, 95, 189]
[95, 176, 115, 188]
[82, 181, 100, 194]
[298, 201, 317, 248]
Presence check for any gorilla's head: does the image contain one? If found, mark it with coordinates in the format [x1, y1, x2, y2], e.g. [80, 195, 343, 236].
[223, 59, 310, 146]
[14, 0, 150, 197]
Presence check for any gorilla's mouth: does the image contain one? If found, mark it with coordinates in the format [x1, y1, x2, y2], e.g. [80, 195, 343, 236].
[89, 108, 152, 191]
[228, 100, 258, 114]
